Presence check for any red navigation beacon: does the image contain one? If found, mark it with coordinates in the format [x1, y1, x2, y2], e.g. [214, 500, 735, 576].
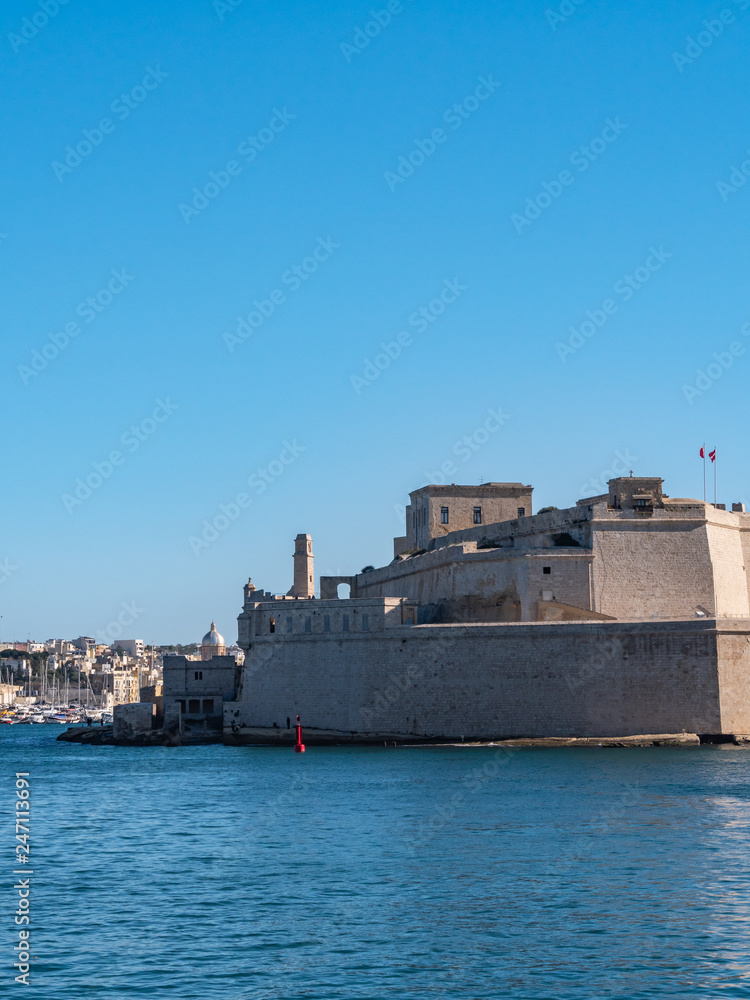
[294, 714, 305, 753]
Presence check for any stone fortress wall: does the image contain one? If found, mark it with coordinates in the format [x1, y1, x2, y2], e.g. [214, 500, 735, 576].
[225, 617, 750, 741]
[223, 474, 750, 742]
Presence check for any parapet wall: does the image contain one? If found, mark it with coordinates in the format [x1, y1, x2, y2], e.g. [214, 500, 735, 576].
[226, 618, 750, 741]
[352, 543, 594, 621]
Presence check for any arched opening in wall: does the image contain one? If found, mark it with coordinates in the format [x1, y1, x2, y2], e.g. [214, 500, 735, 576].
[269, 617, 276, 633]
[337, 583, 351, 600]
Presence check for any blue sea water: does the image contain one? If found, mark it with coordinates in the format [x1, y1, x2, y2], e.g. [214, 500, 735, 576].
[2, 727, 750, 999]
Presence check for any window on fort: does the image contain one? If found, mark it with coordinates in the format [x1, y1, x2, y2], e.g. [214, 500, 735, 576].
[203, 699, 214, 714]
[269, 617, 276, 634]
[304, 617, 312, 633]
[441, 507, 449, 524]
[517, 507, 525, 517]
[324, 615, 331, 632]
[286, 616, 293, 633]
[194, 671, 203, 680]
[343, 614, 350, 632]
[362, 614, 369, 631]
[188, 699, 200, 714]
[543, 566, 551, 575]
[473, 507, 482, 524]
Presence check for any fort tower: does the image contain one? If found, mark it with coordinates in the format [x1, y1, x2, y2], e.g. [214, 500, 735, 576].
[291, 533, 315, 598]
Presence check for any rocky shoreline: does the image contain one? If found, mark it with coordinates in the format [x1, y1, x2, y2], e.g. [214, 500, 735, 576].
[57, 727, 750, 748]
[56, 725, 220, 747]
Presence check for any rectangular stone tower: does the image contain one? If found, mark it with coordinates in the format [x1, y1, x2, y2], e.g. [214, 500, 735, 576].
[292, 533, 315, 598]
[394, 482, 534, 555]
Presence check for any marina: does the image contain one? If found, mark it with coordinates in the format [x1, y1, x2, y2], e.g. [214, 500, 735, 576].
[1, 705, 112, 726]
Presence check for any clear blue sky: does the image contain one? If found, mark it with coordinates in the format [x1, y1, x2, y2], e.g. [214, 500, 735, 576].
[2, 0, 749, 644]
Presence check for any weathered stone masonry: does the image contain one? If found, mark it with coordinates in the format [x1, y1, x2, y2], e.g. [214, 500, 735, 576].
[227, 617, 750, 740]
[225, 475, 750, 741]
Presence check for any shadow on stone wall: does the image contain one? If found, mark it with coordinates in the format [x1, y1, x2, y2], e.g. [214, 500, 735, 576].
[419, 591, 522, 624]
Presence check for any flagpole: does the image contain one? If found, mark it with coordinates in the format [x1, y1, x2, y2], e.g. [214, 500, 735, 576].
[703, 442, 706, 502]
[714, 453, 717, 507]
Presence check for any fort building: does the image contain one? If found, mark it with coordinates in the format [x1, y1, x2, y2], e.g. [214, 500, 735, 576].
[223, 475, 750, 743]
[393, 482, 533, 556]
[349, 476, 750, 624]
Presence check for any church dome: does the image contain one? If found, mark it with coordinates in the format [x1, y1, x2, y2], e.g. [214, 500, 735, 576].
[201, 622, 225, 646]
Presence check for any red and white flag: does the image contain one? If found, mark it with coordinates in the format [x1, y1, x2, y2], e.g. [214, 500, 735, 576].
[700, 446, 705, 459]
[709, 449, 716, 463]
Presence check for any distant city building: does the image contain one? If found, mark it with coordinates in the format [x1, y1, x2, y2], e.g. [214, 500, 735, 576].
[0, 682, 24, 706]
[200, 622, 226, 660]
[107, 663, 140, 707]
[114, 639, 145, 658]
[73, 636, 96, 655]
[0, 656, 26, 675]
[47, 639, 75, 656]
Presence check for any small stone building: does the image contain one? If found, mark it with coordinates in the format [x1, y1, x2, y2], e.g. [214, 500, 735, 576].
[162, 654, 238, 733]
[394, 482, 533, 556]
